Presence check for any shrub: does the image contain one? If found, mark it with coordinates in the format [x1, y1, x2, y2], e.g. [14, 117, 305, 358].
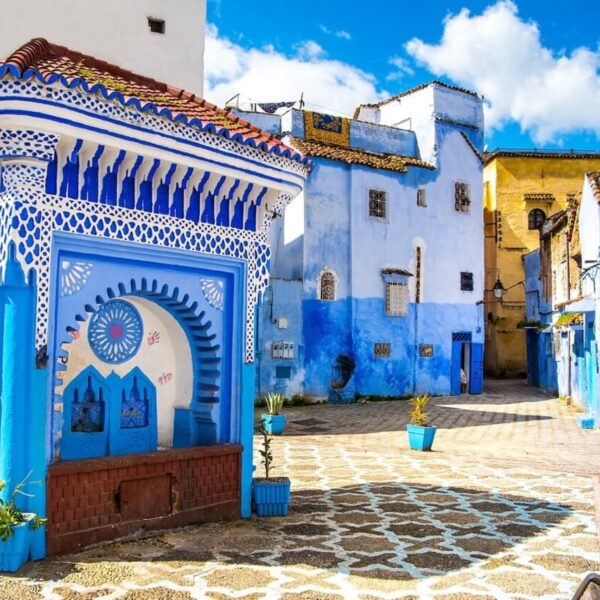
[409, 395, 431, 427]
[0, 474, 46, 542]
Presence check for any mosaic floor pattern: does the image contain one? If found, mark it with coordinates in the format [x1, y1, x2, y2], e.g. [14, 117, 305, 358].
[2, 381, 599, 598]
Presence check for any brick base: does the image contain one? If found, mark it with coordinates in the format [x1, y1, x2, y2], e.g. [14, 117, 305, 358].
[47, 444, 242, 555]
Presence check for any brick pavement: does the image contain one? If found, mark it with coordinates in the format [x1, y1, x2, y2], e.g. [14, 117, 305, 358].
[1, 380, 598, 599]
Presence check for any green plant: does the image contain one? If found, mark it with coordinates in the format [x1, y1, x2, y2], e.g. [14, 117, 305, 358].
[265, 392, 285, 415]
[409, 395, 431, 427]
[258, 424, 273, 479]
[0, 474, 47, 542]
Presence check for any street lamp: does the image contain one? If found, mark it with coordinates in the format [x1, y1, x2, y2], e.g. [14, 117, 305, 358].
[492, 278, 505, 301]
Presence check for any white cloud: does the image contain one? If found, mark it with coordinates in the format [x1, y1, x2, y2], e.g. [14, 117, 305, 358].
[405, 0, 600, 144]
[204, 24, 380, 115]
[387, 56, 415, 81]
[319, 24, 352, 40]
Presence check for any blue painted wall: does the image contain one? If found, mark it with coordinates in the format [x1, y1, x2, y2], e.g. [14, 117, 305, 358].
[252, 89, 485, 398]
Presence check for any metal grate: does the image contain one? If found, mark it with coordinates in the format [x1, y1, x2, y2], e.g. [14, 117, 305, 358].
[452, 332, 472, 342]
[368, 189, 387, 219]
[454, 182, 470, 213]
[320, 271, 336, 300]
[374, 342, 391, 358]
[386, 282, 408, 316]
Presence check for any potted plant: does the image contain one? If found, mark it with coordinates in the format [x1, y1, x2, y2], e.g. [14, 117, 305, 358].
[260, 392, 287, 435]
[252, 424, 291, 516]
[0, 475, 47, 572]
[406, 394, 437, 451]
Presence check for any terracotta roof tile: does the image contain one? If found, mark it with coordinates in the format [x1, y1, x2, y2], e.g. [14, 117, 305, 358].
[289, 137, 435, 173]
[587, 171, 600, 204]
[1, 39, 307, 165]
[523, 193, 555, 202]
[485, 149, 600, 165]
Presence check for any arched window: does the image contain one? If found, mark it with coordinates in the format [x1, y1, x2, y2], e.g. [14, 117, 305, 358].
[528, 208, 546, 230]
[319, 270, 336, 301]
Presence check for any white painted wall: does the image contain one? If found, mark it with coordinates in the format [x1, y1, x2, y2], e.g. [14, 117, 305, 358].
[579, 175, 600, 298]
[1, 0, 206, 95]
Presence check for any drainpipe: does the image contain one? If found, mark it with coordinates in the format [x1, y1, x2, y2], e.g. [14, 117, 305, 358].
[412, 301, 419, 393]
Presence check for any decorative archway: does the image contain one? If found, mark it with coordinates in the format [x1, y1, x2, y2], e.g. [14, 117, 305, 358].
[55, 277, 222, 453]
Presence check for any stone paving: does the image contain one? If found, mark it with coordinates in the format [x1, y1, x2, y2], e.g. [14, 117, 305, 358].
[2, 380, 600, 599]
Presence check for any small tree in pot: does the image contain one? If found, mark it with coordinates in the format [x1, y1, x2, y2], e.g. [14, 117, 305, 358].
[260, 392, 287, 435]
[406, 395, 437, 451]
[252, 424, 291, 516]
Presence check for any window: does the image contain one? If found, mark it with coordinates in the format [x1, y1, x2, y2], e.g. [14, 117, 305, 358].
[272, 341, 294, 359]
[319, 270, 336, 301]
[460, 272, 474, 291]
[374, 342, 391, 358]
[417, 188, 427, 207]
[454, 182, 470, 213]
[386, 282, 408, 316]
[275, 366, 292, 379]
[368, 189, 387, 219]
[147, 17, 166, 34]
[528, 208, 546, 230]
[415, 247, 422, 303]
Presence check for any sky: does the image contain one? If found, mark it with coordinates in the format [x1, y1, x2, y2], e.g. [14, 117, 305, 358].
[205, 0, 600, 151]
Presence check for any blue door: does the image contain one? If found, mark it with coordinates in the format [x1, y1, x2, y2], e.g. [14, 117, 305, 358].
[469, 343, 484, 395]
[451, 341, 462, 395]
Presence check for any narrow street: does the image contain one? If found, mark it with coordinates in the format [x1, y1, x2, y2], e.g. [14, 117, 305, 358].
[3, 381, 599, 599]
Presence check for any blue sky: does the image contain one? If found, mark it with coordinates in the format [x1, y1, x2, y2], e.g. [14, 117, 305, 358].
[205, 0, 600, 151]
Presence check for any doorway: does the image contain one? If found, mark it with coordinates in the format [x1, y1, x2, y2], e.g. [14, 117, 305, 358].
[451, 332, 483, 395]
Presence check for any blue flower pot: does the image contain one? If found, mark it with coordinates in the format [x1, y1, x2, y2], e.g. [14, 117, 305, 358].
[0, 520, 33, 573]
[261, 414, 287, 435]
[407, 424, 437, 451]
[253, 478, 291, 517]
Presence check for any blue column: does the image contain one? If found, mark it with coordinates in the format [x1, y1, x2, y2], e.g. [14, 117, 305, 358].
[240, 363, 256, 518]
[0, 245, 37, 502]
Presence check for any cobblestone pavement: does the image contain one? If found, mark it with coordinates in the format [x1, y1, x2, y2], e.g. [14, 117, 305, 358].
[2, 380, 599, 599]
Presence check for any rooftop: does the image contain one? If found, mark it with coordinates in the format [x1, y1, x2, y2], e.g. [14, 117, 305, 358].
[587, 171, 600, 204]
[354, 80, 480, 116]
[1, 38, 307, 164]
[485, 148, 600, 164]
[289, 137, 435, 174]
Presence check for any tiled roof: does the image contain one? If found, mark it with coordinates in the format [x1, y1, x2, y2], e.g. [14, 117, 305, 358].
[289, 137, 435, 173]
[485, 149, 600, 165]
[0, 39, 308, 165]
[587, 172, 600, 204]
[354, 80, 480, 116]
[523, 193, 555, 202]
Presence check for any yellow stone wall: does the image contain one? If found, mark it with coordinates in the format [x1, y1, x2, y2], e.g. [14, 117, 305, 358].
[483, 155, 600, 376]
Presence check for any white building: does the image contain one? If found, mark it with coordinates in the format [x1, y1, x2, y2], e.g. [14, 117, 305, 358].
[1, 0, 206, 95]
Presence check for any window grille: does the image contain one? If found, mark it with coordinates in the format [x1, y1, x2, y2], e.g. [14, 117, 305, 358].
[415, 247, 422, 303]
[374, 342, 391, 358]
[452, 331, 472, 342]
[460, 271, 474, 291]
[368, 189, 387, 219]
[386, 282, 408, 316]
[417, 188, 427, 207]
[454, 182, 470, 213]
[319, 271, 336, 300]
[528, 208, 546, 230]
[419, 344, 433, 357]
[272, 341, 294, 359]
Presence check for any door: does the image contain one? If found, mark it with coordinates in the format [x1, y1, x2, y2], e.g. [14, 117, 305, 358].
[469, 343, 484, 395]
[451, 340, 462, 395]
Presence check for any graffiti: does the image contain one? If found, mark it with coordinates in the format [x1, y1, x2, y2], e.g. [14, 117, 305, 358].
[158, 372, 173, 385]
[147, 331, 160, 346]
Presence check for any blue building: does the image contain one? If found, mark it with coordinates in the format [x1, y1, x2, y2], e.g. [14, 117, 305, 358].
[0, 39, 306, 562]
[237, 81, 485, 400]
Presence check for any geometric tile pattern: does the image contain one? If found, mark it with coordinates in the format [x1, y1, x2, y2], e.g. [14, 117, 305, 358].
[5, 382, 599, 599]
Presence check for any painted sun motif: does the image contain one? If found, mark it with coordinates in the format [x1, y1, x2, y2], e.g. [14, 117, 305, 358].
[60, 260, 93, 296]
[200, 278, 224, 311]
[88, 300, 143, 364]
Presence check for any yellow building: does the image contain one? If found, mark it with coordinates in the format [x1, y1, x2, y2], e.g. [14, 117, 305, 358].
[483, 150, 600, 377]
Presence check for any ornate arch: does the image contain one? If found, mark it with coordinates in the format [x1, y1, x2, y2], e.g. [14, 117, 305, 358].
[56, 277, 221, 413]
[317, 267, 338, 301]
